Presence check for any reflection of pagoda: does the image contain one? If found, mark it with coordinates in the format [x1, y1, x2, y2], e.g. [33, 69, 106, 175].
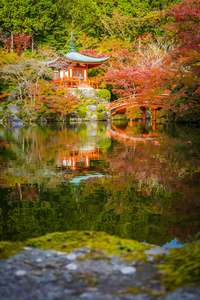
[55, 147, 104, 179]
[56, 147, 100, 170]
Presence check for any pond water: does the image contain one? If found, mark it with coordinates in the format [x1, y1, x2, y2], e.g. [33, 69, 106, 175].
[0, 120, 200, 247]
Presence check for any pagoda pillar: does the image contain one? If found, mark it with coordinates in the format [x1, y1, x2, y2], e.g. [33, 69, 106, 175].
[142, 108, 146, 120]
[152, 109, 156, 121]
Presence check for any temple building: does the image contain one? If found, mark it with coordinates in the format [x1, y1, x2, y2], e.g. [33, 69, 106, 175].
[46, 32, 109, 89]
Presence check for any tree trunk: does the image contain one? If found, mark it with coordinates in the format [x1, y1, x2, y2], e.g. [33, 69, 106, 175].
[11, 32, 14, 51]
[31, 32, 34, 52]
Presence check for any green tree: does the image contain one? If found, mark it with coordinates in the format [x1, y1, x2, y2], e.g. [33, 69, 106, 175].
[0, 0, 62, 50]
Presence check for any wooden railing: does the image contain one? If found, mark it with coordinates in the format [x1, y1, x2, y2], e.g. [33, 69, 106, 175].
[52, 76, 100, 89]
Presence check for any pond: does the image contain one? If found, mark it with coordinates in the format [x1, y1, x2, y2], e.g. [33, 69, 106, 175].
[0, 120, 200, 247]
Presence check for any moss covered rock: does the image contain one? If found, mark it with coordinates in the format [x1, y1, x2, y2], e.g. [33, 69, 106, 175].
[27, 231, 152, 261]
[0, 241, 24, 259]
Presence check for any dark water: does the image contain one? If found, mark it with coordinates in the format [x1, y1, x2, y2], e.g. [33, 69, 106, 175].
[0, 120, 200, 247]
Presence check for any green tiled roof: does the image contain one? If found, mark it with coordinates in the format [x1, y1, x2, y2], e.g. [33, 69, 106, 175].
[60, 51, 109, 63]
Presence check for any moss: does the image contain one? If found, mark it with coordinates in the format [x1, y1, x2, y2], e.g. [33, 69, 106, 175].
[0, 241, 24, 259]
[160, 241, 200, 290]
[78, 249, 111, 262]
[26, 231, 152, 261]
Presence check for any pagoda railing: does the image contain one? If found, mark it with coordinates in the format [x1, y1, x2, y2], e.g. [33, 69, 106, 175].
[52, 75, 100, 89]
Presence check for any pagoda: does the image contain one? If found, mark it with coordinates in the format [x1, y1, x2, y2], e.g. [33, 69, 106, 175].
[46, 32, 109, 89]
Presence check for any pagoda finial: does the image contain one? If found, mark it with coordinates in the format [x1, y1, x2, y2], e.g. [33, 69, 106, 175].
[70, 31, 75, 52]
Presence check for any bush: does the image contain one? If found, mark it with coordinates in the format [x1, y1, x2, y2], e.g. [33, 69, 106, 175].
[97, 112, 107, 120]
[77, 108, 87, 119]
[97, 89, 111, 101]
[0, 113, 4, 119]
[97, 104, 106, 112]
[112, 113, 127, 120]
[85, 99, 97, 106]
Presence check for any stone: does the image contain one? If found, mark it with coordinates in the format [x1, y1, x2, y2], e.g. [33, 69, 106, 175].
[85, 111, 91, 120]
[23, 246, 32, 251]
[87, 105, 96, 112]
[69, 111, 77, 118]
[40, 116, 47, 123]
[11, 117, 25, 128]
[159, 286, 200, 300]
[65, 263, 78, 271]
[63, 272, 73, 283]
[56, 251, 65, 256]
[103, 111, 107, 117]
[15, 270, 27, 277]
[91, 114, 97, 121]
[120, 266, 136, 274]
[144, 247, 169, 257]
[118, 246, 125, 250]
[7, 105, 20, 114]
[66, 253, 77, 260]
[35, 258, 43, 263]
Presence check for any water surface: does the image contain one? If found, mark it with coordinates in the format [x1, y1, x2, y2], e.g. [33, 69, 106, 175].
[0, 121, 200, 247]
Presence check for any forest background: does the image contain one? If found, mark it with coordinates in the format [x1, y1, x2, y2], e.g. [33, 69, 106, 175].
[0, 0, 199, 122]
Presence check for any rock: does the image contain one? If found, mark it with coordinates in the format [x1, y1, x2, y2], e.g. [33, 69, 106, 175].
[69, 111, 77, 118]
[118, 246, 124, 250]
[87, 105, 96, 112]
[12, 117, 26, 128]
[66, 253, 77, 260]
[144, 247, 169, 257]
[63, 272, 73, 282]
[35, 258, 43, 263]
[159, 286, 200, 300]
[85, 111, 91, 120]
[70, 118, 77, 123]
[65, 263, 78, 270]
[40, 116, 47, 123]
[107, 111, 111, 119]
[7, 105, 20, 115]
[23, 246, 32, 251]
[91, 114, 97, 121]
[15, 270, 27, 277]
[120, 266, 136, 274]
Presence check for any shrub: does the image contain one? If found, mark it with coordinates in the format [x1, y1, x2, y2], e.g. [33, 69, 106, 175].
[85, 99, 97, 106]
[97, 112, 107, 120]
[77, 108, 87, 119]
[0, 113, 4, 119]
[97, 89, 111, 101]
[112, 113, 127, 120]
[97, 104, 106, 112]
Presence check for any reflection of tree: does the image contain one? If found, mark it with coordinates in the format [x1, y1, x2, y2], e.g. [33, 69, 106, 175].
[0, 122, 200, 245]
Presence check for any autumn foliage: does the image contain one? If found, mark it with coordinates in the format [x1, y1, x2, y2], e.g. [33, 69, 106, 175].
[28, 81, 79, 120]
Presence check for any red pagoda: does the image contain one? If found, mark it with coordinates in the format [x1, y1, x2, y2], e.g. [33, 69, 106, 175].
[46, 32, 109, 89]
